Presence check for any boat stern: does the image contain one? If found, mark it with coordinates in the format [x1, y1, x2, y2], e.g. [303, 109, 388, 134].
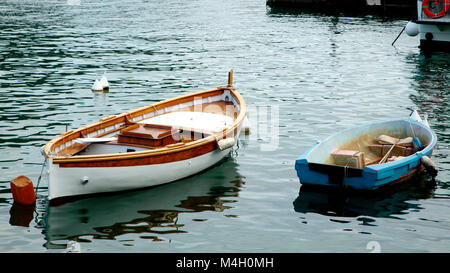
[296, 160, 379, 190]
[295, 141, 378, 190]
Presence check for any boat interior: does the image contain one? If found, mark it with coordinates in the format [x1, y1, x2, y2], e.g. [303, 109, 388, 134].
[326, 134, 418, 169]
[52, 88, 241, 158]
[313, 121, 432, 169]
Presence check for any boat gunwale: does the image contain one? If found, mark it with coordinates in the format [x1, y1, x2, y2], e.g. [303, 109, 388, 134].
[44, 86, 247, 164]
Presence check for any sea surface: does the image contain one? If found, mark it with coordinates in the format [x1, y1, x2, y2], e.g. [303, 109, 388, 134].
[0, 0, 449, 253]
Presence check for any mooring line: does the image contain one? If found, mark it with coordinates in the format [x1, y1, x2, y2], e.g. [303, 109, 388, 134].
[35, 157, 48, 196]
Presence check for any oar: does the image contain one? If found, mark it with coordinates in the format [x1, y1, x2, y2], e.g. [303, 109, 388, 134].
[392, 26, 405, 46]
[379, 140, 398, 164]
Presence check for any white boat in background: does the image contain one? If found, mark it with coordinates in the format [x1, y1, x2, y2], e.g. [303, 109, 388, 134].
[43, 71, 246, 203]
[405, 0, 450, 51]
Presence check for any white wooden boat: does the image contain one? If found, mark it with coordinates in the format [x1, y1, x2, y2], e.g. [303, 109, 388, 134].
[43, 71, 246, 203]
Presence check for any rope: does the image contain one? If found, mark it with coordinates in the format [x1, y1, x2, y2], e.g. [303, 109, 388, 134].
[409, 119, 417, 139]
[35, 157, 48, 196]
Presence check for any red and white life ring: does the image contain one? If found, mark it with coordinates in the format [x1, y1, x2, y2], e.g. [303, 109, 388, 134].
[422, 0, 450, 19]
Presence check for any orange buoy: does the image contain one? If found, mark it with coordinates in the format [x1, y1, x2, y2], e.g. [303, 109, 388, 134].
[10, 176, 36, 205]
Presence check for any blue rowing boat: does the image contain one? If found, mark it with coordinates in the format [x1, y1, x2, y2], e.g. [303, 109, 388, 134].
[295, 111, 437, 190]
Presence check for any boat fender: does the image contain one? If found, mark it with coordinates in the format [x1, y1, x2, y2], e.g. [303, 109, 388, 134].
[412, 137, 424, 151]
[10, 176, 36, 206]
[405, 21, 419, 37]
[81, 176, 89, 185]
[421, 156, 438, 178]
[217, 138, 235, 150]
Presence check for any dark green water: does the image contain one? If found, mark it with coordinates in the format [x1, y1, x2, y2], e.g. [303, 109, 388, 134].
[0, 0, 449, 252]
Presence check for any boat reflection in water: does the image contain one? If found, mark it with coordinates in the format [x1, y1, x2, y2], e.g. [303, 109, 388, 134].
[42, 158, 243, 249]
[9, 203, 36, 227]
[293, 174, 435, 218]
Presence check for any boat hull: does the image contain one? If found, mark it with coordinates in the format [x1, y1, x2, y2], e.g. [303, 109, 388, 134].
[295, 119, 437, 190]
[296, 155, 426, 190]
[48, 146, 232, 201]
[418, 23, 450, 52]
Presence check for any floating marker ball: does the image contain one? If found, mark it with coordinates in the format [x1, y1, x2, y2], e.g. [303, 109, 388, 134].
[405, 21, 419, 37]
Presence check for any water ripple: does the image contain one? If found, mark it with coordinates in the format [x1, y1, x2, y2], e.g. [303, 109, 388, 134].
[0, 0, 448, 253]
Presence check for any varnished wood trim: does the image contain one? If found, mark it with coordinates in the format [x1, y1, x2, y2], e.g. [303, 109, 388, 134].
[44, 87, 228, 156]
[46, 86, 246, 165]
[57, 142, 90, 156]
[59, 141, 217, 167]
[129, 89, 225, 119]
[52, 136, 216, 163]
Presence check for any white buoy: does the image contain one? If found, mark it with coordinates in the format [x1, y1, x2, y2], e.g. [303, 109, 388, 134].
[217, 138, 235, 150]
[405, 21, 419, 37]
[91, 79, 103, 91]
[99, 75, 109, 90]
